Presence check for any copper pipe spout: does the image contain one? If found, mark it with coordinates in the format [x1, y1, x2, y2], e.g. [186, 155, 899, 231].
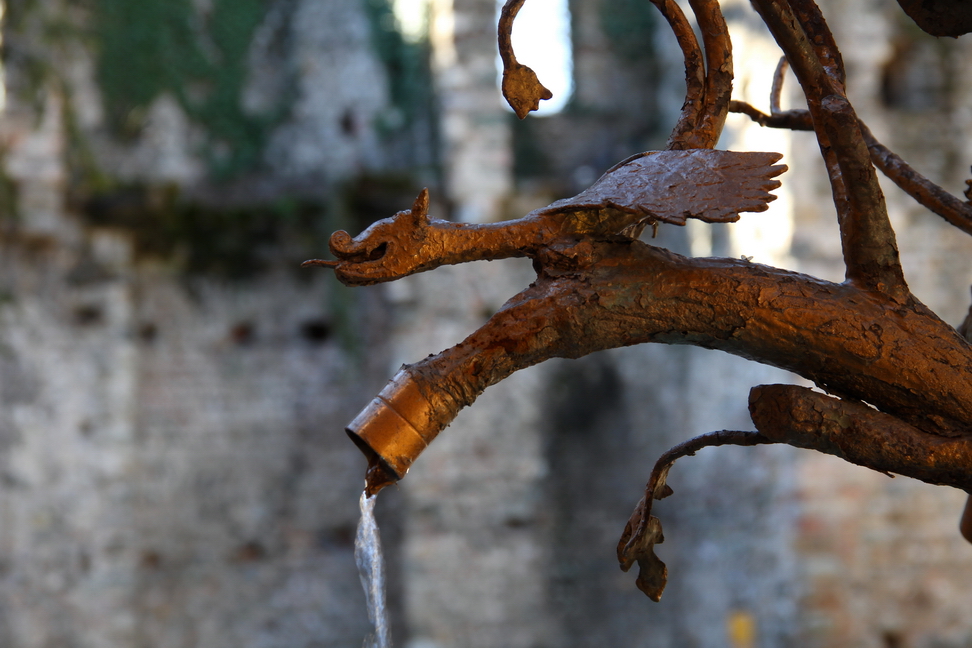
[347, 369, 457, 496]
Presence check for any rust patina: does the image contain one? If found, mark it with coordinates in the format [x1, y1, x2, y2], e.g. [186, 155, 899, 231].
[305, 0, 972, 600]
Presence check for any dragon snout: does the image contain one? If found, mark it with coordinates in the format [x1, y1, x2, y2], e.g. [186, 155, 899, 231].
[329, 230, 390, 263]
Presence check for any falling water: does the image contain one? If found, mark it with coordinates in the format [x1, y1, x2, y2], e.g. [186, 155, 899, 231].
[355, 490, 392, 648]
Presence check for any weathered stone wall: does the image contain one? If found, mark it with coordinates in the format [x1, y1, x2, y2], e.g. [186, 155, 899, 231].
[0, 1, 404, 646]
[0, 247, 392, 647]
[1, 0, 972, 646]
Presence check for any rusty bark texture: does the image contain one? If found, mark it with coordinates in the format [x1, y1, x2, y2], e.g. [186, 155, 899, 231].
[893, 0, 972, 37]
[306, 0, 972, 600]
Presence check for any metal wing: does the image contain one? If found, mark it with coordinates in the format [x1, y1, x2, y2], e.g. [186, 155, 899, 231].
[539, 149, 786, 227]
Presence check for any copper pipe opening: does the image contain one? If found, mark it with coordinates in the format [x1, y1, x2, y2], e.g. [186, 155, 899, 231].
[346, 369, 447, 496]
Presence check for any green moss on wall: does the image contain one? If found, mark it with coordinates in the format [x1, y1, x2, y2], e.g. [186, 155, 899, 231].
[598, 0, 657, 63]
[78, 170, 422, 278]
[80, 185, 325, 278]
[362, 0, 418, 116]
[511, 114, 551, 180]
[362, 0, 436, 136]
[92, 0, 287, 178]
[78, 174, 419, 352]
[2, 0, 290, 179]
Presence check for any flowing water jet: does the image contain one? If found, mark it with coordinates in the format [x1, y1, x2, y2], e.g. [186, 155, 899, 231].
[355, 490, 392, 648]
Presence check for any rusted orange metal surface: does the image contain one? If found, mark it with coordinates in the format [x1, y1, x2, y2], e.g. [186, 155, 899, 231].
[306, 0, 972, 600]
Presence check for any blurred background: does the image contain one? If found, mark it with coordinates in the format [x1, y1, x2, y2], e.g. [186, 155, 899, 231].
[0, 0, 971, 646]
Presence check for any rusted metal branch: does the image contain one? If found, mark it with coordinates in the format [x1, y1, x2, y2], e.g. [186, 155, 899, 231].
[728, 100, 812, 130]
[748, 0, 836, 102]
[620, 374, 972, 600]
[444, 243, 969, 436]
[749, 0, 906, 300]
[729, 101, 972, 237]
[821, 95, 907, 297]
[750, 382, 972, 550]
[686, 0, 733, 149]
[770, 56, 788, 115]
[617, 430, 777, 600]
[654, 0, 734, 149]
[648, 0, 707, 149]
[749, 384, 972, 490]
[311, 0, 972, 602]
[788, 0, 846, 90]
[894, 0, 972, 37]
[859, 121, 972, 237]
[345, 239, 972, 495]
[498, 0, 553, 118]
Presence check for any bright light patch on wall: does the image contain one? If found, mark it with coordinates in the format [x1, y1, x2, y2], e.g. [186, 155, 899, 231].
[498, 0, 573, 115]
[393, 0, 429, 43]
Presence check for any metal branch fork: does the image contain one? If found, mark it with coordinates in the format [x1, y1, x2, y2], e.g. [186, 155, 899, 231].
[305, 0, 972, 601]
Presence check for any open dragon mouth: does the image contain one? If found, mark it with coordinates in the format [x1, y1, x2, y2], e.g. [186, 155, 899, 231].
[364, 242, 387, 261]
[323, 227, 393, 265]
[302, 242, 388, 269]
[333, 241, 388, 265]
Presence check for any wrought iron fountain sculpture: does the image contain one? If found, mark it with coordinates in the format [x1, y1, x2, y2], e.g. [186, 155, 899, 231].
[306, 0, 972, 601]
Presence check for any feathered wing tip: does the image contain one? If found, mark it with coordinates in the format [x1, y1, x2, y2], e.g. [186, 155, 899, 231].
[541, 149, 787, 227]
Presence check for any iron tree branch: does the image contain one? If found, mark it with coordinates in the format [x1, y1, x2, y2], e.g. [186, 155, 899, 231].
[729, 101, 972, 237]
[749, 0, 907, 300]
[402, 238, 972, 442]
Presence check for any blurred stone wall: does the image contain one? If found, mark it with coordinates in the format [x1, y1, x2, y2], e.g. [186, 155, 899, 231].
[0, 1, 404, 646]
[0, 0, 971, 647]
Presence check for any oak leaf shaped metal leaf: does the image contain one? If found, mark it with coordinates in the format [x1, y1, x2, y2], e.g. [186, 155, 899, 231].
[617, 461, 675, 601]
[617, 508, 668, 602]
[540, 149, 786, 228]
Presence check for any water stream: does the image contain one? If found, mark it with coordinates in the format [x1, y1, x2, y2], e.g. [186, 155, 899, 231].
[355, 490, 392, 648]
